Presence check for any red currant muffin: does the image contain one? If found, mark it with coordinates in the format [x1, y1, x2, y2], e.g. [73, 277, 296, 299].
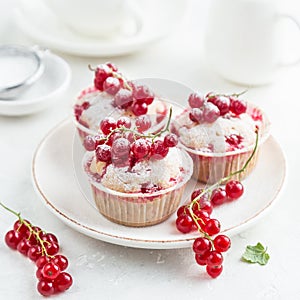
[82, 114, 193, 227]
[172, 92, 270, 183]
[73, 63, 168, 141]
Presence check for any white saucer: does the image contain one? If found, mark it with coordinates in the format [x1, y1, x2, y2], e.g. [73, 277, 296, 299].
[15, 0, 187, 57]
[32, 119, 286, 249]
[0, 50, 71, 116]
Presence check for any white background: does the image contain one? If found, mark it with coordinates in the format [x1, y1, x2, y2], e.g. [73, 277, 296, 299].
[0, 0, 300, 299]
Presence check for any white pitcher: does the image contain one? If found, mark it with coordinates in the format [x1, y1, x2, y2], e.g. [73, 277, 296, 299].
[204, 0, 300, 85]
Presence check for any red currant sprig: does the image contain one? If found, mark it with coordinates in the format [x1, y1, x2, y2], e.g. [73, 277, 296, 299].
[176, 129, 259, 278]
[83, 108, 178, 167]
[188, 90, 247, 124]
[89, 62, 154, 116]
[0, 202, 73, 296]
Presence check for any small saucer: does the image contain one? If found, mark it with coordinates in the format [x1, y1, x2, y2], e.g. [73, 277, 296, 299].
[0, 50, 71, 116]
[15, 0, 187, 57]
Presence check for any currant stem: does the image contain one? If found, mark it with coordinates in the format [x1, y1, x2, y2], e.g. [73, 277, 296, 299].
[187, 129, 259, 238]
[100, 107, 173, 144]
[208, 89, 248, 99]
[0, 202, 52, 257]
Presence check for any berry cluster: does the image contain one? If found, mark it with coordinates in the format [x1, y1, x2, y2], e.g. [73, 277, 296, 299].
[188, 91, 247, 124]
[176, 181, 243, 278]
[1, 203, 72, 296]
[175, 129, 258, 278]
[83, 109, 178, 168]
[92, 62, 155, 116]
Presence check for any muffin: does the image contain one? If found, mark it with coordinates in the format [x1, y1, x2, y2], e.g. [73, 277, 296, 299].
[73, 63, 168, 141]
[172, 92, 270, 184]
[82, 113, 193, 227]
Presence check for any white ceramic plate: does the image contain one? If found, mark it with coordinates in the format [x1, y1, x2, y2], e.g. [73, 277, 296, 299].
[0, 51, 71, 116]
[15, 0, 187, 57]
[32, 118, 286, 249]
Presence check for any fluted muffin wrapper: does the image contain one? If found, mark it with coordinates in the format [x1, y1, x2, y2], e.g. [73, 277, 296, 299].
[90, 183, 186, 227]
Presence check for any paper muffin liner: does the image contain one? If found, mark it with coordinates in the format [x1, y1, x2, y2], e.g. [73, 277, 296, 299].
[190, 149, 260, 184]
[90, 183, 186, 227]
[83, 148, 193, 227]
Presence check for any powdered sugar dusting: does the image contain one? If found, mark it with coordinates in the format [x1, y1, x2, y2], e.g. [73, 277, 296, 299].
[175, 111, 259, 152]
[95, 148, 185, 193]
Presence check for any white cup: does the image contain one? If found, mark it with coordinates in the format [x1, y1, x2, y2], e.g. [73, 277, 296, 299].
[42, 0, 128, 38]
[204, 0, 300, 85]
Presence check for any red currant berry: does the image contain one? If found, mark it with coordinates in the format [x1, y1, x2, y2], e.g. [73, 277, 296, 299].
[37, 280, 55, 296]
[163, 133, 178, 148]
[95, 144, 112, 163]
[190, 188, 209, 202]
[114, 89, 133, 109]
[103, 76, 121, 95]
[24, 231, 38, 245]
[42, 262, 61, 280]
[176, 215, 194, 233]
[53, 255, 68, 271]
[45, 242, 59, 256]
[83, 135, 97, 151]
[192, 237, 212, 254]
[132, 102, 148, 116]
[211, 187, 228, 206]
[229, 98, 247, 115]
[94, 64, 111, 90]
[53, 272, 73, 292]
[206, 250, 223, 267]
[13, 219, 30, 237]
[189, 108, 203, 123]
[151, 140, 169, 160]
[206, 264, 223, 278]
[213, 235, 231, 252]
[135, 115, 151, 133]
[203, 102, 220, 123]
[225, 180, 244, 199]
[207, 95, 230, 116]
[195, 251, 211, 266]
[116, 116, 131, 129]
[41, 232, 59, 245]
[176, 205, 190, 217]
[133, 84, 154, 105]
[17, 238, 32, 256]
[36, 256, 51, 269]
[188, 92, 205, 108]
[131, 138, 151, 159]
[27, 245, 42, 261]
[111, 138, 131, 160]
[205, 219, 221, 236]
[5, 230, 22, 250]
[200, 201, 213, 216]
[36, 268, 45, 280]
[100, 117, 117, 135]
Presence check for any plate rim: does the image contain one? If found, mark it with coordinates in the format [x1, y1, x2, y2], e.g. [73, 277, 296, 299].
[32, 118, 287, 249]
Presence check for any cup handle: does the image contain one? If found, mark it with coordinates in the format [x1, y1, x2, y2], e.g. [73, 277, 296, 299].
[277, 13, 300, 66]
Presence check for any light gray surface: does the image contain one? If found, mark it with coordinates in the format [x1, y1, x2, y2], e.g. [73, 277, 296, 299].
[0, 0, 299, 299]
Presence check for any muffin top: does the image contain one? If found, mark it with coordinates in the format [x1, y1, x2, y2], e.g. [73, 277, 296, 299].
[83, 110, 192, 194]
[73, 63, 168, 133]
[88, 147, 186, 193]
[172, 92, 265, 154]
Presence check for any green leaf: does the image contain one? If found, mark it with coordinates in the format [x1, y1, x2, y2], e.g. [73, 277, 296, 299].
[242, 242, 270, 265]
